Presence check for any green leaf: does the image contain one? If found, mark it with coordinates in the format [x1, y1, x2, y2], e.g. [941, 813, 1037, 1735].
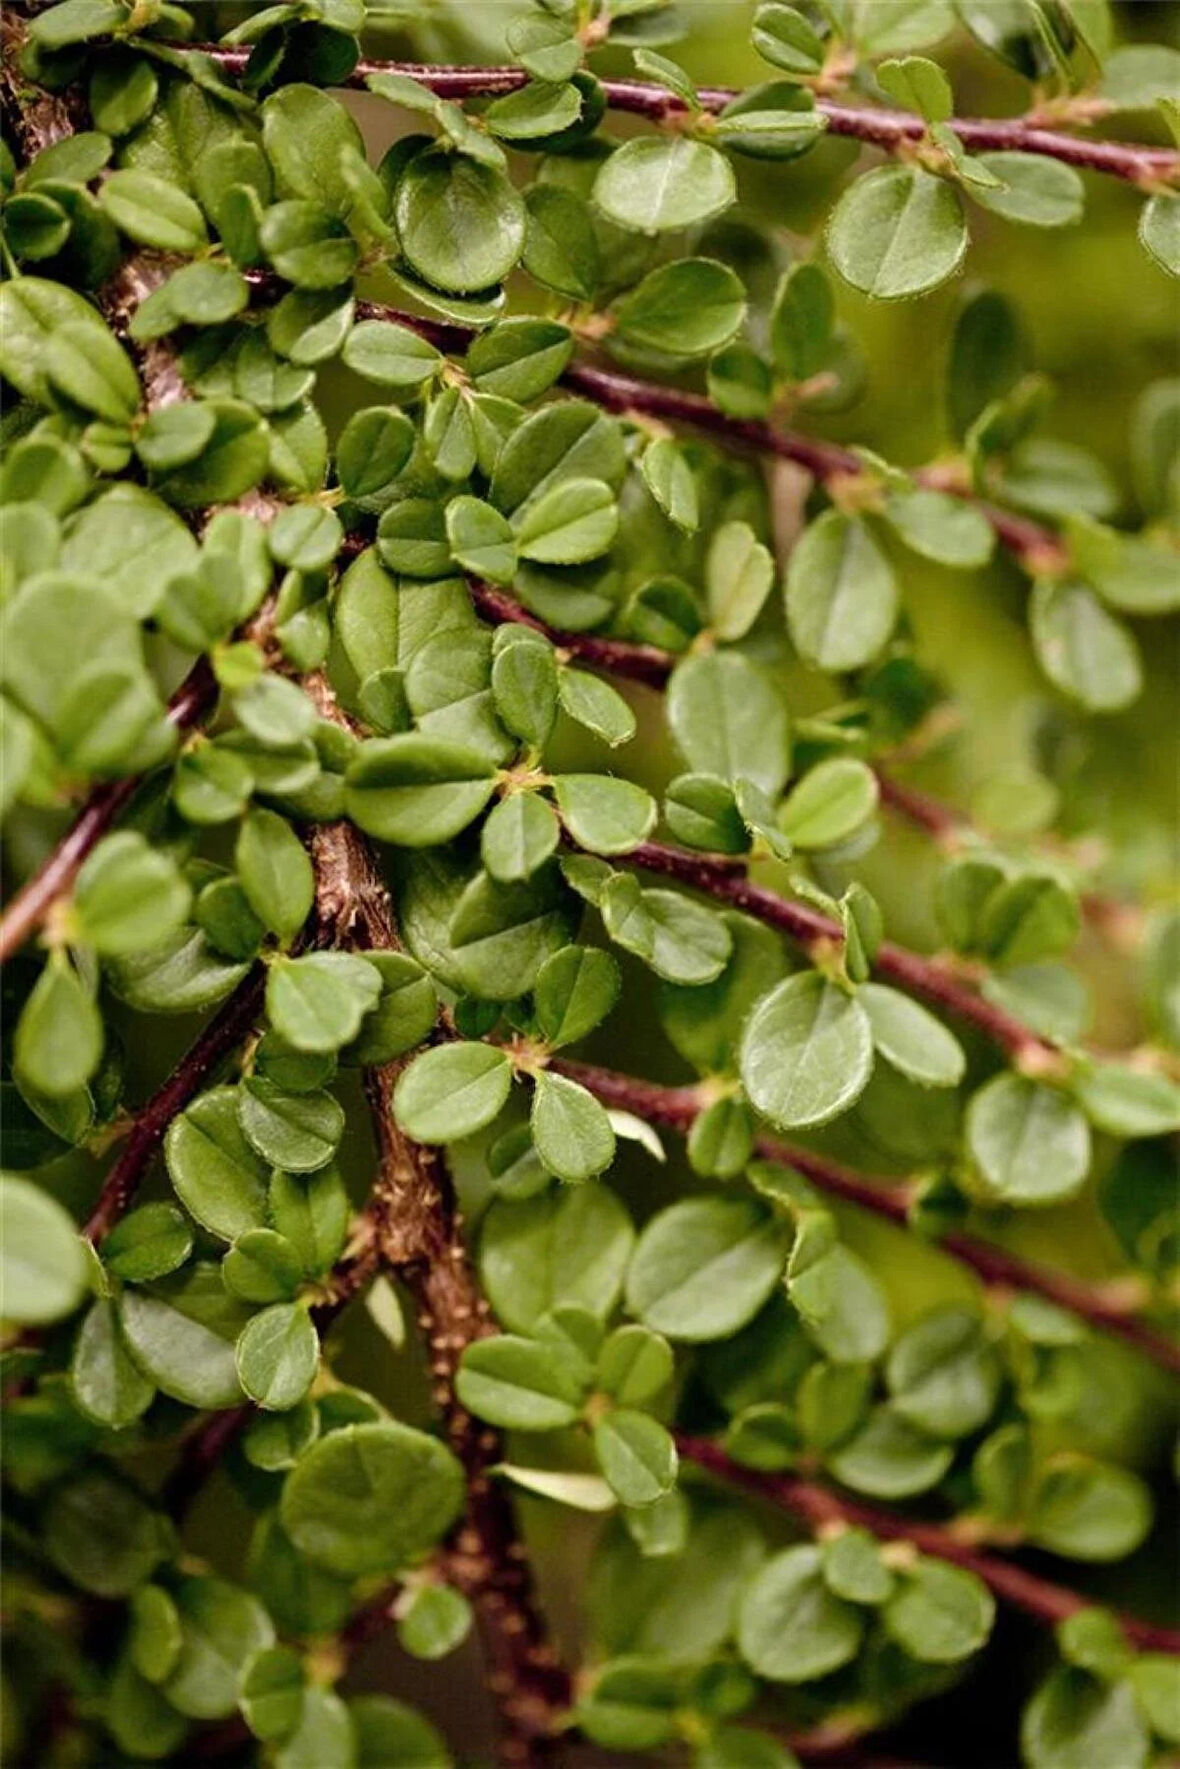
[596, 1324, 674, 1407]
[445, 495, 517, 585]
[258, 87, 355, 216]
[491, 635, 559, 749]
[236, 1303, 319, 1411]
[467, 317, 573, 402]
[626, 1195, 789, 1342]
[234, 808, 314, 942]
[239, 1645, 304, 1741]
[602, 876, 733, 986]
[594, 136, 735, 233]
[778, 757, 879, 851]
[238, 1078, 343, 1173]
[667, 653, 790, 796]
[741, 972, 874, 1130]
[595, 1410, 678, 1507]
[30, 0, 125, 46]
[394, 1042, 514, 1143]
[1030, 578, 1142, 711]
[1140, 192, 1180, 278]
[449, 866, 578, 998]
[162, 1578, 275, 1721]
[224, 1230, 304, 1305]
[269, 1167, 349, 1279]
[14, 958, 102, 1098]
[971, 152, 1085, 227]
[553, 773, 656, 856]
[456, 1333, 586, 1429]
[514, 477, 618, 565]
[878, 54, 954, 122]
[576, 1658, 684, 1751]
[397, 1584, 473, 1661]
[0, 1174, 87, 1325]
[1029, 1455, 1152, 1561]
[507, 14, 582, 81]
[531, 1070, 616, 1182]
[738, 1545, 865, 1682]
[828, 165, 967, 299]
[481, 792, 561, 883]
[1022, 1669, 1149, 1769]
[860, 982, 966, 1086]
[45, 319, 140, 423]
[0, 277, 106, 404]
[280, 1421, 464, 1576]
[100, 170, 208, 252]
[346, 735, 497, 845]
[396, 148, 526, 293]
[480, 1184, 634, 1331]
[491, 397, 625, 514]
[485, 79, 583, 141]
[1129, 1657, 1180, 1746]
[613, 259, 745, 358]
[128, 1583, 183, 1684]
[788, 1236, 891, 1364]
[785, 510, 899, 671]
[120, 1267, 248, 1410]
[72, 832, 190, 956]
[103, 1202, 193, 1283]
[822, 1528, 894, 1605]
[557, 668, 636, 747]
[886, 1305, 1000, 1436]
[266, 952, 383, 1054]
[665, 775, 750, 856]
[966, 1074, 1091, 1206]
[827, 1403, 954, 1498]
[71, 1297, 155, 1428]
[341, 319, 442, 392]
[882, 485, 995, 567]
[351, 1696, 452, 1769]
[704, 521, 774, 641]
[1073, 1063, 1180, 1138]
[883, 1560, 995, 1662]
[522, 182, 600, 300]
[44, 1469, 168, 1599]
[534, 947, 620, 1047]
[61, 485, 198, 620]
[641, 439, 699, 533]
[752, 4, 825, 74]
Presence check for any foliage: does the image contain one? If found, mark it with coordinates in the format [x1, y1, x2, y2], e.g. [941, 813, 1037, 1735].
[0, 1, 1177, 1766]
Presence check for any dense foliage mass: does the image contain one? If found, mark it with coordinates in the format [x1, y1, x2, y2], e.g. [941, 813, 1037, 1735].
[0, 1, 1178, 1765]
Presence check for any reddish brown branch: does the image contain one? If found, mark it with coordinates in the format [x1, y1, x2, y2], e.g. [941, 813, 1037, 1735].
[305, 690, 570, 1766]
[0, 659, 219, 965]
[553, 1058, 1180, 1373]
[198, 49, 1179, 187]
[617, 839, 1057, 1064]
[83, 962, 266, 1243]
[678, 1436, 1180, 1655]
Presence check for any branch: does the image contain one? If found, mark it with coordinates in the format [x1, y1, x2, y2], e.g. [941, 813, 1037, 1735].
[339, 293, 1069, 576]
[198, 49, 1179, 188]
[553, 1058, 1180, 1374]
[0, 659, 218, 965]
[83, 963, 266, 1243]
[678, 1436, 1180, 1655]
[304, 677, 571, 1767]
[615, 838, 1059, 1066]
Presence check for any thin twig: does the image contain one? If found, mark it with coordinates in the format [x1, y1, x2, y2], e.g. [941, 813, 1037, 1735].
[678, 1436, 1180, 1655]
[615, 838, 1058, 1065]
[553, 1058, 1180, 1373]
[83, 964, 266, 1243]
[0, 660, 219, 965]
[197, 49, 1180, 188]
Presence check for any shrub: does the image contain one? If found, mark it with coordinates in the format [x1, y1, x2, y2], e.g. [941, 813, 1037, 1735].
[1, 2, 1177, 1765]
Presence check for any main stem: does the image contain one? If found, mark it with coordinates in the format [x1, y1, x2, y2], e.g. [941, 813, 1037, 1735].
[553, 1058, 1180, 1373]
[305, 679, 570, 1766]
[679, 1436, 1180, 1655]
[198, 48, 1179, 187]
